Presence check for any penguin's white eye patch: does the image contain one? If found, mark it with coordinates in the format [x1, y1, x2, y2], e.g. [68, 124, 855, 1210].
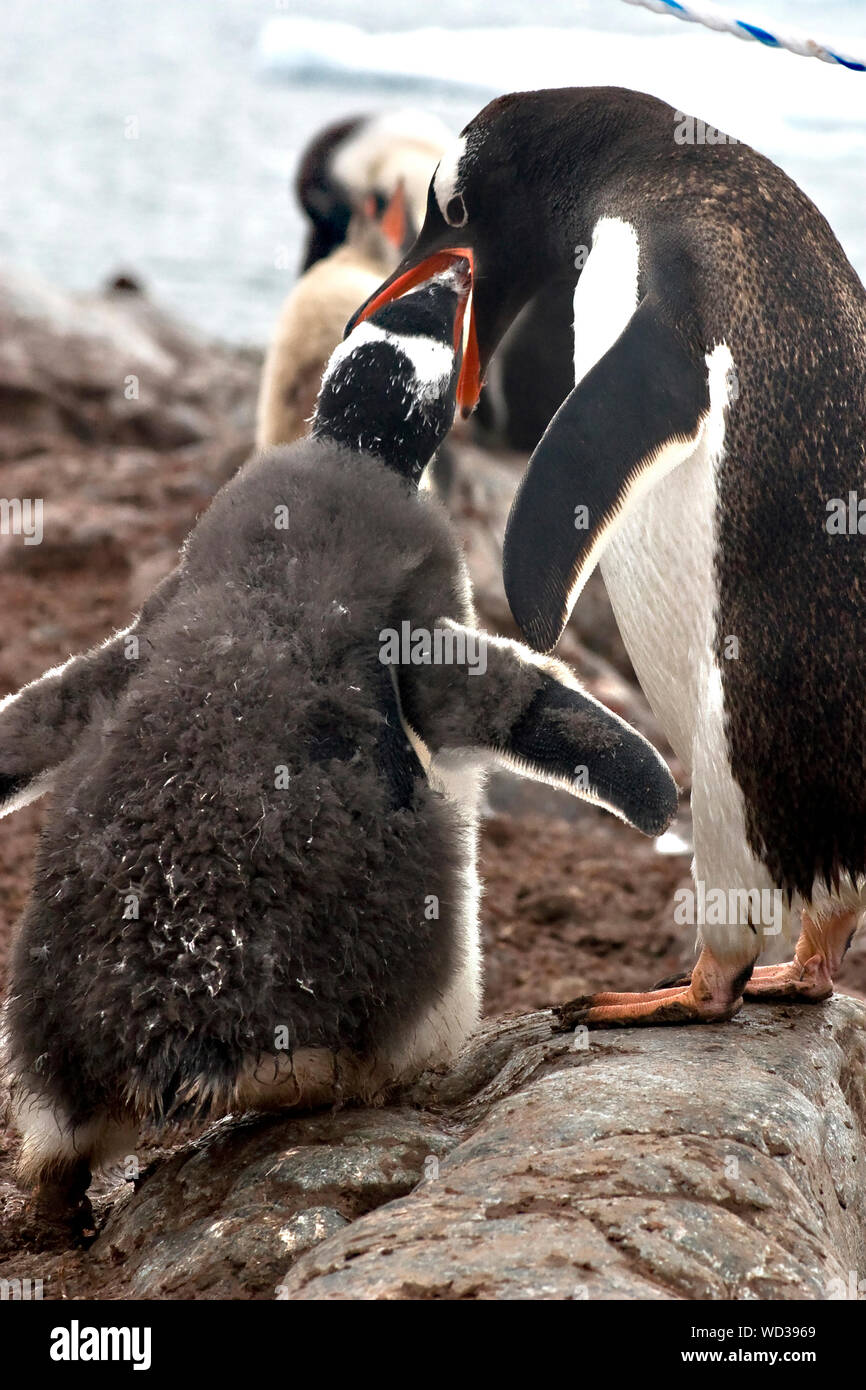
[444, 192, 467, 228]
[432, 134, 467, 223]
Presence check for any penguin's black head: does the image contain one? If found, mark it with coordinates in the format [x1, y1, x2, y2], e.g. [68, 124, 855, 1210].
[312, 261, 469, 483]
[295, 114, 367, 272]
[348, 88, 622, 414]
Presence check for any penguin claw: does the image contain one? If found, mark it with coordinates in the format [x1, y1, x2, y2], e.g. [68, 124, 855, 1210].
[740, 910, 856, 1003]
[551, 994, 595, 1030]
[553, 983, 690, 1028]
[30, 1159, 97, 1247]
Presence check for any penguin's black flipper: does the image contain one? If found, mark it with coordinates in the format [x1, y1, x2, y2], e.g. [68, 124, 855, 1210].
[503, 289, 710, 653]
[0, 566, 181, 818]
[398, 624, 677, 836]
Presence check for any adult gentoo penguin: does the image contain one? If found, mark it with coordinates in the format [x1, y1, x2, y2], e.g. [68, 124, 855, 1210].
[0, 264, 675, 1221]
[351, 86, 866, 1027]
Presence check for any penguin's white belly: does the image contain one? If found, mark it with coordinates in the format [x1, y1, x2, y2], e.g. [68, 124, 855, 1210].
[384, 748, 483, 1078]
[589, 337, 784, 954]
[383, 677, 483, 1072]
[572, 216, 724, 769]
[600, 430, 716, 771]
[600, 420, 787, 957]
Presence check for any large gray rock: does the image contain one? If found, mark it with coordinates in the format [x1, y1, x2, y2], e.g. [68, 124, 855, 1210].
[0, 262, 257, 461]
[92, 998, 866, 1300]
[90, 1109, 453, 1300]
[2, 266, 859, 1302]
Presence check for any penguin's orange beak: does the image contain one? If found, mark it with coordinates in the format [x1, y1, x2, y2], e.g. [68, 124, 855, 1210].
[352, 247, 481, 415]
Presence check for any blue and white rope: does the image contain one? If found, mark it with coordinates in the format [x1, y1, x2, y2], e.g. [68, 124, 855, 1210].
[622, 0, 866, 72]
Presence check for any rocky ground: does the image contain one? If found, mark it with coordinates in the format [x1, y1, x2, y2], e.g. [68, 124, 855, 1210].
[1, 268, 865, 1300]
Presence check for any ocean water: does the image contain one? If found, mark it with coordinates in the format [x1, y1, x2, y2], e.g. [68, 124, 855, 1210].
[3, 0, 864, 345]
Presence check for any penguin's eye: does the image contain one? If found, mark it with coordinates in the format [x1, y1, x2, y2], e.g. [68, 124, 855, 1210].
[444, 193, 468, 228]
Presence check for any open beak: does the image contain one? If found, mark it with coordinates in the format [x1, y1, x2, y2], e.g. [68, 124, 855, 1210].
[350, 247, 482, 416]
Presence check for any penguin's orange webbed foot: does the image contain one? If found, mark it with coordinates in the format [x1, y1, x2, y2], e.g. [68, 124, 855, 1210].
[741, 908, 857, 1004]
[553, 947, 751, 1030]
[742, 955, 833, 1002]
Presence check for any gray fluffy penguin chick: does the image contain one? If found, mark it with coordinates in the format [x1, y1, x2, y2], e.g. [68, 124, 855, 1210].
[0, 264, 677, 1224]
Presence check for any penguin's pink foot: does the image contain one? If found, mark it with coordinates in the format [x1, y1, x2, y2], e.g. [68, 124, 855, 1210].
[742, 957, 833, 1001]
[553, 947, 751, 1029]
[742, 909, 858, 1003]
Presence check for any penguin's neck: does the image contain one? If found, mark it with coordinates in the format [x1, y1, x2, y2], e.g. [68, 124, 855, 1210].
[313, 418, 425, 487]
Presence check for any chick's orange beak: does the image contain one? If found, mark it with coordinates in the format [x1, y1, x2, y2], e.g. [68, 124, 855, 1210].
[354, 247, 481, 415]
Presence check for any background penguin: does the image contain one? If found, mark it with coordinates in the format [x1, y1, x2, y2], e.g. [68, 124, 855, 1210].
[295, 109, 452, 275]
[351, 85, 866, 1027]
[0, 264, 676, 1224]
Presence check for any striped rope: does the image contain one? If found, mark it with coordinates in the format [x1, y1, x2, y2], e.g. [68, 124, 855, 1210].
[621, 0, 866, 71]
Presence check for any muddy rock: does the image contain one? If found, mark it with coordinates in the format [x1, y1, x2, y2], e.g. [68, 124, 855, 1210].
[0, 268, 260, 703]
[277, 999, 866, 1301]
[91, 1110, 453, 1299]
[69, 999, 866, 1300]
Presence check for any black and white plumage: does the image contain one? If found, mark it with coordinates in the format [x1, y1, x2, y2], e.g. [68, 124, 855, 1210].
[352, 86, 866, 1026]
[0, 266, 676, 1216]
